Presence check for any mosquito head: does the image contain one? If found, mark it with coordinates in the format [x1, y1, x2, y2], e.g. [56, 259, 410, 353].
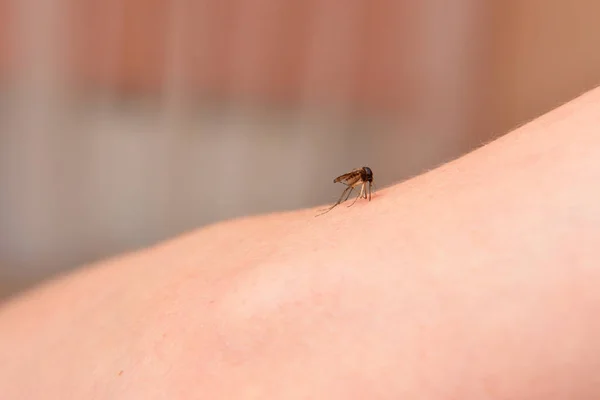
[362, 166, 373, 182]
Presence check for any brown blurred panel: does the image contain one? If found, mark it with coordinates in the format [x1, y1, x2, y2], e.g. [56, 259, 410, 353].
[5, 0, 600, 117]
[186, 0, 417, 108]
[0, 0, 14, 79]
[69, 0, 123, 90]
[2, 0, 421, 109]
[187, 1, 237, 98]
[222, 0, 292, 101]
[254, 0, 313, 104]
[119, 0, 170, 93]
[69, 0, 170, 93]
[300, 0, 366, 107]
[355, 0, 416, 112]
[480, 0, 600, 142]
[508, 0, 600, 125]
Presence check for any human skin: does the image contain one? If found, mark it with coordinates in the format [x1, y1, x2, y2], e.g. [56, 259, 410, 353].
[1, 87, 600, 399]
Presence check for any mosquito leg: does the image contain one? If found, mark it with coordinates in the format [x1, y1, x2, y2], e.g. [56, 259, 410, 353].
[346, 191, 361, 208]
[347, 183, 364, 207]
[342, 186, 354, 203]
[368, 181, 372, 200]
[315, 186, 352, 216]
[333, 186, 352, 206]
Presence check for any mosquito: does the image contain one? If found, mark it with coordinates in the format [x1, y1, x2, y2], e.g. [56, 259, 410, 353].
[316, 166, 375, 216]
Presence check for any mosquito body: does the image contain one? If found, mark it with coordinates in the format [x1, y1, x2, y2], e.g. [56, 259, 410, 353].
[316, 166, 375, 216]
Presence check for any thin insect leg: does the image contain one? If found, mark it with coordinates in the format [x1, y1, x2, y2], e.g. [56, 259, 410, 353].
[368, 181, 372, 200]
[342, 185, 354, 203]
[346, 191, 361, 208]
[347, 183, 364, 208]
[315, 186, 352, 216]
[316, 186, 351, 216]
[334, 186, 353, 206]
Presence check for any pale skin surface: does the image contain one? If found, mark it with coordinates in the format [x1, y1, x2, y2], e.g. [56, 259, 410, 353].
[1, 86, 600, 399]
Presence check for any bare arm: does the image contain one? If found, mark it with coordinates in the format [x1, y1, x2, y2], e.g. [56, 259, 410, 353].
[1, 86, 600, 399]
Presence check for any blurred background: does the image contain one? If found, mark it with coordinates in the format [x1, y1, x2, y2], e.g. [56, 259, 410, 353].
[1, 0, 599, 299]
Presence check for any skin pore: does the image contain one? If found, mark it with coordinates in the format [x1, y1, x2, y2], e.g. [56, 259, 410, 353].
[1, 86, 600, 399]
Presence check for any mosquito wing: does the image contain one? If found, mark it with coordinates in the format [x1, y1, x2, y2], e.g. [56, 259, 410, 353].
[333, 169, 363, 186]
